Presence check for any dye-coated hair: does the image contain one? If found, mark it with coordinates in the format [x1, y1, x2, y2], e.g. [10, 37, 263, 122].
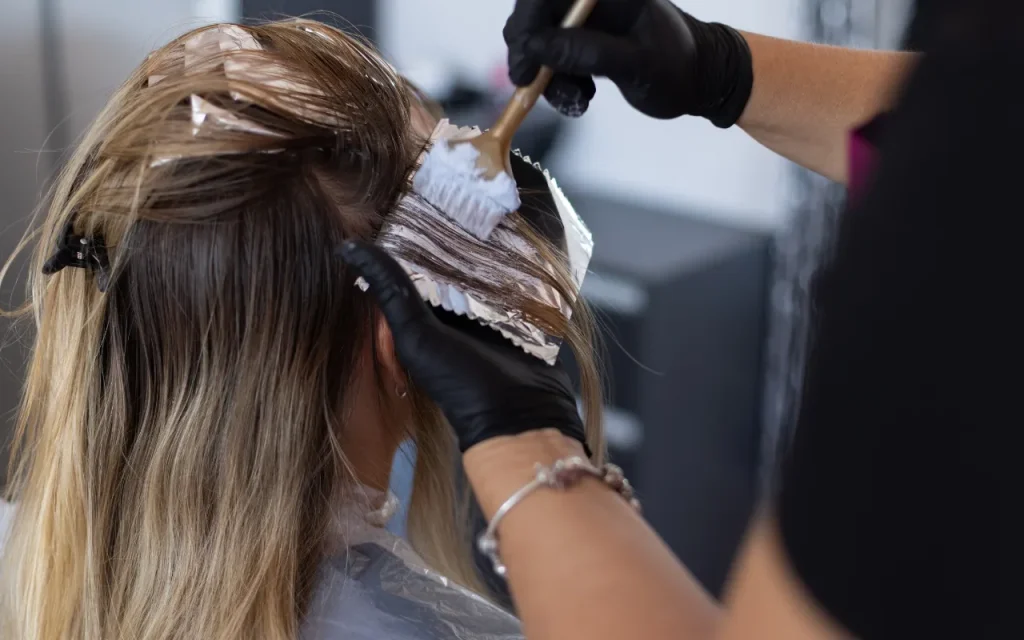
[0, 19, 604, 639]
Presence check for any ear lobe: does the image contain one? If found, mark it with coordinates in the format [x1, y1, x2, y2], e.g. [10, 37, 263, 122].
[375, 312, 406, 393]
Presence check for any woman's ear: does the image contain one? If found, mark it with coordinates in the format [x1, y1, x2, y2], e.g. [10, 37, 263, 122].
[375, 313, 407, 396]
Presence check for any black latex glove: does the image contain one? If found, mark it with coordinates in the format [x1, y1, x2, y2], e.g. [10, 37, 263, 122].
[504, 0, 753, 127]
[337, 240, 586, 453]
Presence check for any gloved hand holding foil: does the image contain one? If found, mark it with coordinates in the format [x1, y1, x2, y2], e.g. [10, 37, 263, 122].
[339, 240, 587, 454]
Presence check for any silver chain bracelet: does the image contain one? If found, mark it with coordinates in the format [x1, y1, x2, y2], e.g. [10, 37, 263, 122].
[477, 456, 641, 577]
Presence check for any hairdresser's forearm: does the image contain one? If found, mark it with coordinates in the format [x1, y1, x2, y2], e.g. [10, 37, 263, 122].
[464, 431, 721, 640]
[736, 32, 918, 184]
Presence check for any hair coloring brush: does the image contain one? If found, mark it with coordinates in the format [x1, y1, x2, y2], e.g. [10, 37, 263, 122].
[413, 0, 598, 241]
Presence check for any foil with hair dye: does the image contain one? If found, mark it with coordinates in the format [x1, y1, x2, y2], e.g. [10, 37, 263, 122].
[148, 24, 288, 167]
[147, 22, 341, 168]
[366, 120, 594, 365]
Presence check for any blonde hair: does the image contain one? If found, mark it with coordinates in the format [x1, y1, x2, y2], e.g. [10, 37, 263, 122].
[0, 19, 603, 639]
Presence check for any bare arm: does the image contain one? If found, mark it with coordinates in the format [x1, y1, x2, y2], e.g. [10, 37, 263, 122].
[464, 431, 847, 640]
[715, 519, 853, 640]
[464, 430, 723, 640]
[737, 33, 918, 184]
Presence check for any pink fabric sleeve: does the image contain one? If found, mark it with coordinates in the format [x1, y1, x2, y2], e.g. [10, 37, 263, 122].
[847, 114, 888, 204]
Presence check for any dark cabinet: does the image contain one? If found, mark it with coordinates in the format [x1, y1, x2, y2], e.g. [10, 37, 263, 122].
[473, 193, 772, 603]
[241, 0, 376, 39]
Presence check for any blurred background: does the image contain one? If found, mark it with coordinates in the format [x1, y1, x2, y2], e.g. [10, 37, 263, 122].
[2, 0, 914, 604]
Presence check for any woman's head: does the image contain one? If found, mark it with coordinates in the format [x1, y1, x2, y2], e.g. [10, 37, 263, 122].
[0, 19, 602, 639]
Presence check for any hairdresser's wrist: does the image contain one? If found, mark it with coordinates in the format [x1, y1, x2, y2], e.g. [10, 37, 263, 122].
[463, 429, 586, 519]
[683, 13, 754, 128]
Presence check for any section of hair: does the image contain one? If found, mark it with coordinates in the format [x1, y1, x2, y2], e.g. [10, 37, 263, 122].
[0, 19, 604, 640]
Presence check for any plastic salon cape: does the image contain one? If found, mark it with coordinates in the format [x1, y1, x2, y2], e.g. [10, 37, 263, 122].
[0, 497, 523, 640]
[308, 485, 525, 640]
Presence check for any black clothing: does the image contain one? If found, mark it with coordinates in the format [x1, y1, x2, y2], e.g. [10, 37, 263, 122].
[778, 2, 1018, 637]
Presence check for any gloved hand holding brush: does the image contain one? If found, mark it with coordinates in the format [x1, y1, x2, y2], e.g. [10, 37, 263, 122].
[504, 0, 918, 184]
[504, 0, 753, 126]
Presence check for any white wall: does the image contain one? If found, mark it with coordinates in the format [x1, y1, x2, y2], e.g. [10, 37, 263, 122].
[1, 0, 52, 465]
[1, 1, 50, 224]
[56, 0, 240, 137]
[379, 0, 804, 232]
[0, 1, 241, 466]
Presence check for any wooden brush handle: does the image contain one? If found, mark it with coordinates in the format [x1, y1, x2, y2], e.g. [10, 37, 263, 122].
[489, 0, 598, 145]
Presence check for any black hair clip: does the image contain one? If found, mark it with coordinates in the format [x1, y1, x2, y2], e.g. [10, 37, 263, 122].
[42, 221, 111, 292]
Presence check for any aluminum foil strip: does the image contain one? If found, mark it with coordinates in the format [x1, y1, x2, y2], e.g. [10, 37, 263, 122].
[147, 22, 351, 167]
[366, 120, 594, 365]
